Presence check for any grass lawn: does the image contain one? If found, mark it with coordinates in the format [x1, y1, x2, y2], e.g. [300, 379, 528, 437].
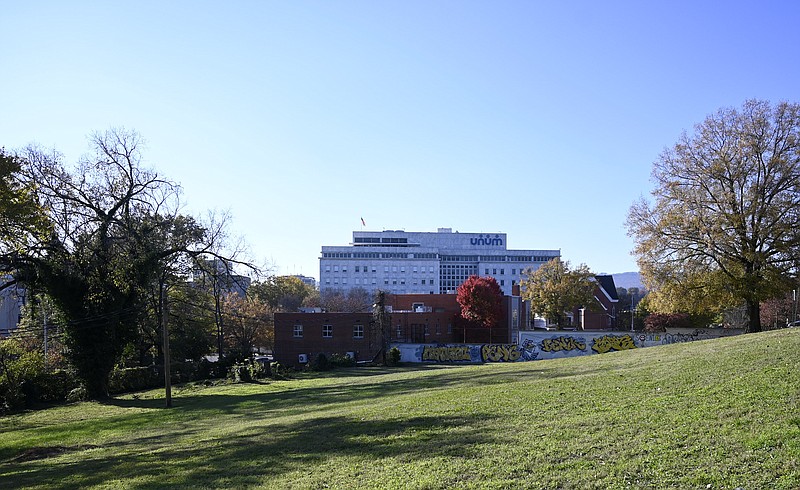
[2, 329, 799, 489]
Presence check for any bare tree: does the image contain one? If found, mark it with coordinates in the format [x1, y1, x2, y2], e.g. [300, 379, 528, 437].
[8, 128, 255, 397]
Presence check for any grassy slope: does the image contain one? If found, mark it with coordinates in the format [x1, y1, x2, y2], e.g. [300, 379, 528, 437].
[1, 329, 799, 489]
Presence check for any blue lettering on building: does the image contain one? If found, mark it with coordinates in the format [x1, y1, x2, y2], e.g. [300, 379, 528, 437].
[470, 235, 503, 247]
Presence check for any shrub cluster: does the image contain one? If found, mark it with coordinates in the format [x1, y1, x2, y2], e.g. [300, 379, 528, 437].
[108, 358, 266, 393]
[328, 353, 356, 368]
[311, 353, 330, 371]
[228, 359, 273, 383]
[0, 340, 82, 413]
[308, 352, 358, 371]
[108, 366, 161, 394]
[387, 347, 402, 366]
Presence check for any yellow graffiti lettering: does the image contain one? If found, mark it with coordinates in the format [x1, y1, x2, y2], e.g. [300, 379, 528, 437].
[422, 346, 472, 362]
[540, 336, 587, 352]
[591, 334, 636, 354]
[481, 344, 522, 362]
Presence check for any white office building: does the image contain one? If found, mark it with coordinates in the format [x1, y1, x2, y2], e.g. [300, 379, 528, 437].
[319, 228, 560, 296]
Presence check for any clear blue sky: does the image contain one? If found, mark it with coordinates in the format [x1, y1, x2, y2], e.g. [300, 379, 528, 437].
[3, 1, 799, 280]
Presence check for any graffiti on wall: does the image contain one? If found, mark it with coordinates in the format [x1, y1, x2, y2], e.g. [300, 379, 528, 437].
[663, 329, 708, 344]
[421, 345, 472, 362]
[540, 336, 587, 353]
[519, 339, 540, 361]
[395, 328, 743, 364]
[481, 344, 522, 362]
[591, 334, 636, 354]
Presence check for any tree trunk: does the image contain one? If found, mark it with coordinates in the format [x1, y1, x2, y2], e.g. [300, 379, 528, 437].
[746, 299, 762, 333]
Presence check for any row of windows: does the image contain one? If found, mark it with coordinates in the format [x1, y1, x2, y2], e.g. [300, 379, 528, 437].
[353, 237, 410, 244]
[506, 255, 556, 262]
[325, 265, 522, 284]
[439, 255, 557, 263]
[325, 265, 436, 274]
[293, 324, 365, 339]
[483, 268, 519, 275]
[324, 253, 556, 262]
[440, 255, 479, 262]
[324, 278, 436, 286]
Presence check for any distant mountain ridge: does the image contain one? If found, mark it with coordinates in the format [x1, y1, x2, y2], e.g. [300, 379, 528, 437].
[611, 272, 644, 290]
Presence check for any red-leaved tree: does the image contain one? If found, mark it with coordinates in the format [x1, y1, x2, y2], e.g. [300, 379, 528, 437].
[456, 275, 504, 343]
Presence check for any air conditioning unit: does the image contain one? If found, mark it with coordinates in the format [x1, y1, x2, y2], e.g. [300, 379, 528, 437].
[298, 354, 308, 363]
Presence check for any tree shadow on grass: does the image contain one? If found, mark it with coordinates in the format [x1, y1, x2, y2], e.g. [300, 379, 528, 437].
[2, 362, 615, 487]
[2, 411, 498, 489]
[99, 362, 602, 417]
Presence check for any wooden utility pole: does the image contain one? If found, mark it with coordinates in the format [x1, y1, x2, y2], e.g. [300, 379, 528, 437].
[162, 286, 172, 408]
[373, 290, 389, 364]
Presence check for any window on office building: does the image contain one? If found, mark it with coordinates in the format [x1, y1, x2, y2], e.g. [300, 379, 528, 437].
[485, 269, 489, 274]
[500, 268, 504, 274]
[429, 266, 434, 273]
[353, 324, 364, 339]
[323, 324, 332, 338]
[355, 266, 360, 273]
[293, 324, 303, 338]
[384, 266, 389, 273]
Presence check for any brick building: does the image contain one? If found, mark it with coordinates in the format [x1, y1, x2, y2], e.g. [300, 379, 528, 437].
[571, 275, 620, 330]
[274, 292, 527, 367]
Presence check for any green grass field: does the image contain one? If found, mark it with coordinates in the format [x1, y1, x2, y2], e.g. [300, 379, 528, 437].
[2, 329, 799, 489]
